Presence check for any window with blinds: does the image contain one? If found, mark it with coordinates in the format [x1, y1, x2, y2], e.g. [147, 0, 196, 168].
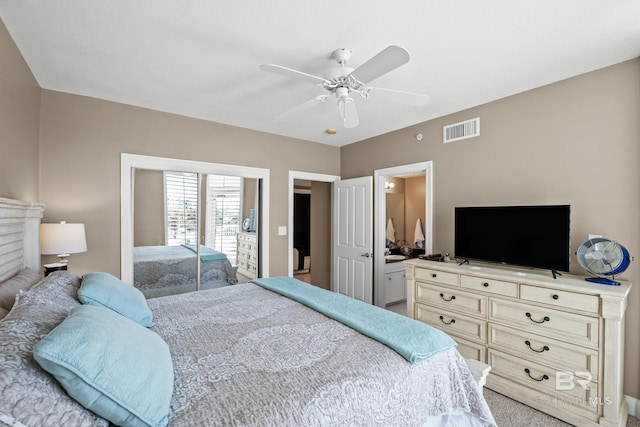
[204, 175, 242, 264]
[165, 172, 198, 246]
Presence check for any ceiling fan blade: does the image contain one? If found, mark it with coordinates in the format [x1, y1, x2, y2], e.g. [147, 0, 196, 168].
[274, 95, 329, 122]
[349, 45, 410, 84]
[339, 99, 359, 128]
[260, 64, 328, 85]
[367, 87, 430, 106]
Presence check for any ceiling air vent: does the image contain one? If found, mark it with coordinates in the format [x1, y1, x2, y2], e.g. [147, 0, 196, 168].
[443, 117, 480, 143]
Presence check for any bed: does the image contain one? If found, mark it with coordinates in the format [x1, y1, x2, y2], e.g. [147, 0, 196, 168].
[133, 244, 238, 298]
[0, 197, 496, 426]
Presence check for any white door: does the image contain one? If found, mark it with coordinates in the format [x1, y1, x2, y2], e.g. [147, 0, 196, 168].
[332, 176, 373, 303]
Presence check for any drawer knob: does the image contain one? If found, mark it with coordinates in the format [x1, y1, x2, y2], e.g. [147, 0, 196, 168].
[482, 282, 489, 287]
[432, 273, 437, 278]
[552, 294, 559, 300]
[439, 315, 456, 325]
[524, 340, 550, 353]
[524, 368, 549, 382]
[525, 312, 551, 324]
[439, 293, 456, 302]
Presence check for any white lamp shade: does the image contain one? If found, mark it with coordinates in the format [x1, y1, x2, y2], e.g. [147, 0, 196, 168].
[40, 223, 87, 255]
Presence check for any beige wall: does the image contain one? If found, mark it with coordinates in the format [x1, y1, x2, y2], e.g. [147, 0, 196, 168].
[133, 169, 164, 246]
[310, 181, 331, 289]
[386, 192, 405, 243]
[38, 90, 341, 277]
[405, 175, 426, 249]
[341, 58, 640, 398]
[0, 20, 40, 202]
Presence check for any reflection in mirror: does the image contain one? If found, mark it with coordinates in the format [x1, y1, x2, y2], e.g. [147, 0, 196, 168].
[121, 153, 270, 290]
[236, 178, 259, 280]
[132, 168, 259, 298]
[385, 174, 426, 256]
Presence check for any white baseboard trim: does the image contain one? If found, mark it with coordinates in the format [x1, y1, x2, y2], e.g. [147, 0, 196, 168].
[625, 394, 639, 417]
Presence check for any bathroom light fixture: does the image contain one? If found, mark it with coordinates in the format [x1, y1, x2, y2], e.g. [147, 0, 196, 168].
[385, 181, 395, 189]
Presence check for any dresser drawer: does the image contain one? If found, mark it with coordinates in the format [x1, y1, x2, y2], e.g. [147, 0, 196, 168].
[239, 261, 256, 274]
[460, 274, 518, 297]
[488, 323, 599, 382]
[238, 233, 257, 244]
[239, 241, 256, 251]
[520, 285, 600, 314]
[415, 268, 458, 287]
[489, 298, 599, 348]
[488, 349, 600, 415]
[415, 303, 486, 344]
[455, 337, 486, 363]
[416, 282, 486, 318]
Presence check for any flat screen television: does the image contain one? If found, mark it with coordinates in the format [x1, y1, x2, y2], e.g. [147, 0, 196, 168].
[454, 205, 570, 272]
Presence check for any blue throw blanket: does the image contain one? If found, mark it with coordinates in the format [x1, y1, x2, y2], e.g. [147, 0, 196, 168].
[251, 276, 456, 363]
[181, 244, 228, 263]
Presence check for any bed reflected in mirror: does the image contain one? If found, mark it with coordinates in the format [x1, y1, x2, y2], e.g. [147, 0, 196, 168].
[132, 167, 259, 298]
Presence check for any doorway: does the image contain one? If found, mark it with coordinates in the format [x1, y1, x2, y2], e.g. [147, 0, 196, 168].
[288, 171, 340, 289]
[374, 161, 433, 308]
[293, 182, 311, 282]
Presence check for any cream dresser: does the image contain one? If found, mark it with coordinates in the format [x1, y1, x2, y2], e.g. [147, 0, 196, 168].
[236, 231, 258, 279]
[404, 259, 631, 427]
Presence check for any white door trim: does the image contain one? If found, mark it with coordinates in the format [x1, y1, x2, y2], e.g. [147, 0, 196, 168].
[374, 161, 433, 307]
[287, 171, 340, 277]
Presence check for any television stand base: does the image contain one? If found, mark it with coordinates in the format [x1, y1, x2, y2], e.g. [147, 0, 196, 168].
[551, 269, 562, 279]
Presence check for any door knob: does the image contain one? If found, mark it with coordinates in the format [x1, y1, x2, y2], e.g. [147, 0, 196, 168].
[361, 253, 371, 257]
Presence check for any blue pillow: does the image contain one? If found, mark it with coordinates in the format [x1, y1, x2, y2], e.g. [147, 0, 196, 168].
[79, 272, 154, 327]
[33, 305, 173, 427]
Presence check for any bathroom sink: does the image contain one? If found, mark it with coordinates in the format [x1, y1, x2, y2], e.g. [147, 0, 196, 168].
[385, 254, 406, 261]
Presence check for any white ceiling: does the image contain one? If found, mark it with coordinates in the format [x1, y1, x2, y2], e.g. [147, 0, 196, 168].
[2, 1, 639, 147]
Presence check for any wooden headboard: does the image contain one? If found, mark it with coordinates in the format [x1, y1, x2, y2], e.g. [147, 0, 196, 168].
[0, 197, 45, 282]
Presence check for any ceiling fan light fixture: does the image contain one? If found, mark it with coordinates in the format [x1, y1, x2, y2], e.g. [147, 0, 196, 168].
[335, 87, 350, 100]
[338, 97, 352, 119]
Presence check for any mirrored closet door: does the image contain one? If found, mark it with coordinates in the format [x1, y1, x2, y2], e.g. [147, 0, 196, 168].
[121, 154, 270, 298]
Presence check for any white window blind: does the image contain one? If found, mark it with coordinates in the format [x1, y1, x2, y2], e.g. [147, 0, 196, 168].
[165, 172, 198, 246]
[205, 175, 242, 263]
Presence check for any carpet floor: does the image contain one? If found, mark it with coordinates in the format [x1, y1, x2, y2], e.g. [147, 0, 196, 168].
[484, 388, 640, 427]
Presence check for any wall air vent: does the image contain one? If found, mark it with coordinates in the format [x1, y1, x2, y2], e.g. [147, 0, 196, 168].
[443, 117, 480, 143]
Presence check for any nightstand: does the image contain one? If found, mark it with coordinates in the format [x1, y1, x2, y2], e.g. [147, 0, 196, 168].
[44, 262, 67, 276]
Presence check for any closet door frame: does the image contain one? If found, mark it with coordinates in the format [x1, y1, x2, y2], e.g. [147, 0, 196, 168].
[121, 153, 270, 284]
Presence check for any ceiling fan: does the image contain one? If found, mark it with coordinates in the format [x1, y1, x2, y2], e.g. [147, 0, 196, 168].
[260, 45, 429, 128]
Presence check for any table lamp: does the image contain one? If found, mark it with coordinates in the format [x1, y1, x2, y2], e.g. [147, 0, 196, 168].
[40, 221, 87, 276]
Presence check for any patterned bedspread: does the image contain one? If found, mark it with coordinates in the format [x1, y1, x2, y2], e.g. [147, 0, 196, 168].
[148, 283, 496, 426]
[134, 245, 237, 298]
